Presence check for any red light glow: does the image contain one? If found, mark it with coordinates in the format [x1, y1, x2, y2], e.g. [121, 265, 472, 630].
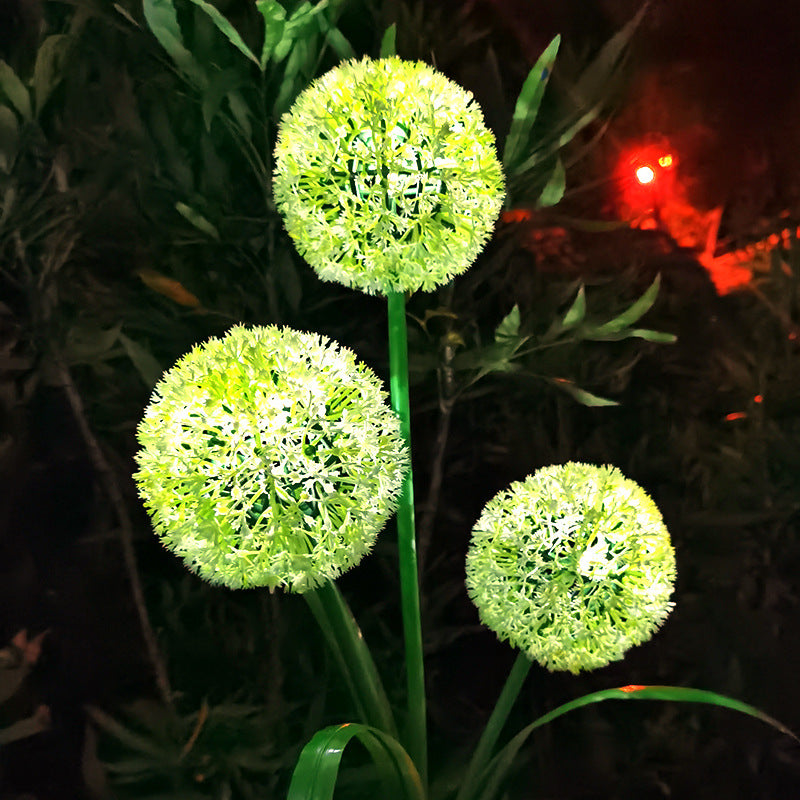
[635, 165, 656, 185]
[658, 154, 673, 168]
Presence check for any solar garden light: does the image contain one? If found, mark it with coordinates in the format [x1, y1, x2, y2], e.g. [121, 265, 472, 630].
[135, 54, 797, 800]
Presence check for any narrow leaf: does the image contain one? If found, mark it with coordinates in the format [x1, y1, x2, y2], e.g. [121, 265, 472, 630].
[118, 333, 163, 388]
[0, 105, 19, 173]
[142, 0, 207, 87]
[185, 0, 259, 65]
[472, 683, 798, 800]
[287, 724, 424, 800]
[590, 274, 662, 335]
[535, 156, 565, 207]
[503, 35, 560, 170]
[380, 24, 397, 58]
[549, 378, 618, 407]
[175, 201, 220, 240]
[627, 328, 677, 343]
[31, 35, 69, 116]
[494, 305, 520, 345]
[256, 0, 287, 69]
[561, 285, 586, 329]
[304, 582, 397, 738]
[136, 267, 202, 308]
[0, 61, 32, 121]
[320, 24, 355, 61]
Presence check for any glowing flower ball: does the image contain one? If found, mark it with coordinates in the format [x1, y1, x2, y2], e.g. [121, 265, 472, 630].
[465, 463, 676, 673]
[134, 325, 408, 593]
[273, 57, 505, 295]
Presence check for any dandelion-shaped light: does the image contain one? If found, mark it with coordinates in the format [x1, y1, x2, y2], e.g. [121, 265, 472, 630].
[465, 463, 676, 673]
[134, 325, 408, 593]
[273, 57, 505, 295]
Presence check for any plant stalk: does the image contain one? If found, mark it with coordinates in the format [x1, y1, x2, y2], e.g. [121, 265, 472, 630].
[387, 291, 428, 789]
[456, 652, 531, 800]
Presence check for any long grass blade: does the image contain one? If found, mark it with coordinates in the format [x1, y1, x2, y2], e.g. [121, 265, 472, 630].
[502, 35, 560, 172]
[470, 684, 799, 800]
[304, 581, 398, 738]
[287, 723, 424, 800]
[455, 653, 531, 800]
[142, 0, 207, 87]
[588, 274, 661, 335]
[185, 0, 259, 64]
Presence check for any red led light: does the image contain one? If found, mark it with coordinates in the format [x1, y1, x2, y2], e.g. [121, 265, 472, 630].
[635, 165, 656, 185]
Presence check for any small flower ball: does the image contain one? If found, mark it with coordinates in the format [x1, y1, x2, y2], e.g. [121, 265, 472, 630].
[134, 325, 408, 593]
[273, 57, 505, 295]
[465, 463, 676, 673]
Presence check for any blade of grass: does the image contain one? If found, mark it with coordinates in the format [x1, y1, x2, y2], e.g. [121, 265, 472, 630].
[142, 0, 207, 88]
[587, 274, 662, 335]
[455, 652, 532, 800]
[186, 0, 259, 65]
[380, 24, 397, 58]
[287, 723, 424, 800]
[503, 35, 560, 171]
[304, 581, 397, 739]
[470, 684, 799, 800]
[387, 291, 427, 790]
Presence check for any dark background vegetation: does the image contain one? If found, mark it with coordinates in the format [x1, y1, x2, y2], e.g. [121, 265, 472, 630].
[1, 0, 799, 798]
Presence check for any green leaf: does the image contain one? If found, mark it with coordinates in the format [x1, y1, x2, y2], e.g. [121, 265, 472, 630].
[0, 61, 32, 121]
[142, 0, 207, 87]
[185, 0, 259, 65]
[494, 305, 520, 345]
[320, 24, 355, 61]
[226, 89, 252, 138]
[118, 333, 163, 388]
[626, 328, 677, 343]
[175, 201, 220, 240]
[380, 24, 397, 58]
[549, 378, 618, 407]
[31, 35, 69, 117]
[200, 68, 245, 131]
[304, 582, 397, 738]
[287, 724, 424, 800]
[256, 0, 287, 69]
[470, 684, 799, 800]
[561, 285, 586, 329]
[536, 156, 565, 207]
[571, 4, 647, 113]
[503, 35, 560, 171]
[588, 274, 662, 335]
[0, 105, 19, 173]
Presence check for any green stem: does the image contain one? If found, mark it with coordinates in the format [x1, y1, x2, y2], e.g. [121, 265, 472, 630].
[455, 652, 532, 800]
[387, 291, 428, 789]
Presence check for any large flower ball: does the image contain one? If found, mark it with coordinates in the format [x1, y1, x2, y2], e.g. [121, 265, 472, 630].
[273, 57, 505, 295]
[134, 325, 408, 593]
[465, 463, 676, 673]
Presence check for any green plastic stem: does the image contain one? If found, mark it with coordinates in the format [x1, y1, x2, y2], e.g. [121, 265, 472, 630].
[386, 291, 428, 789]
[455, 651, 532, 800]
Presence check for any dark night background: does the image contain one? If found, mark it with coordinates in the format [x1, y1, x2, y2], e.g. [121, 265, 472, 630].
[1, 0, 800, 798]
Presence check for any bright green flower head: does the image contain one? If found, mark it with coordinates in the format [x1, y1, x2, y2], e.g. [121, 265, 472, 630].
[273, 56, 505, 295]
[134, 325, 408, 593]
[465, 463, 676, 673]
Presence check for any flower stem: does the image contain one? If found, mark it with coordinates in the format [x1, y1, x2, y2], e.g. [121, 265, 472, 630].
[387, 291, 428, 789]
[456, 652, 532, 800]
